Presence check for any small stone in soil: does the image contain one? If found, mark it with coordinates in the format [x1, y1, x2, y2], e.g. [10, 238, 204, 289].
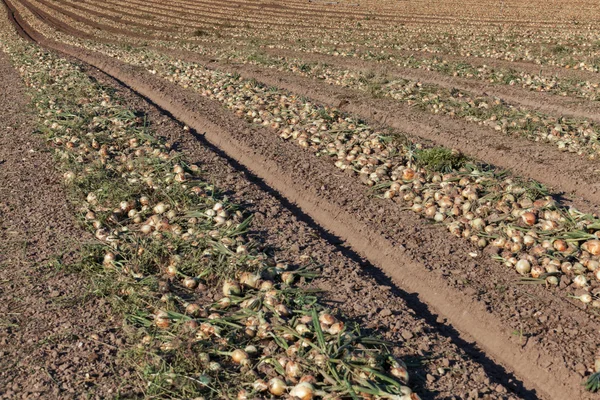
[379, 308, 392, 317]
[401, 329, 414, 340]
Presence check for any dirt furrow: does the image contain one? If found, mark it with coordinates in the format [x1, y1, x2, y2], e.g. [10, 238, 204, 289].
[17, 0, 169, 39]
[307, 43, 600, 83]
[5, 2, 598, 399]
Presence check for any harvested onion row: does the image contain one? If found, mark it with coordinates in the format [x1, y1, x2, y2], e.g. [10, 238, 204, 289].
[225, 51, 600, 159]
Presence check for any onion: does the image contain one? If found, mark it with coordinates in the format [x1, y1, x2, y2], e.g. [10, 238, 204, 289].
[285, 360, 301, 378]
[260, 280, 274, 291]
[155, 315, 170, 329]
[252, 379, 268, 392]
[584, 240, 600, 256]
[546, 276, 559, 286]
[523, 235, 535, 246]
[231, 349, 249, 364]
[208, 361, 222, 371]
[281, 271, 295, 285]
[268, 377, 286, 396]
[391, 365, 409, 383]
[223, 280, 242, 296]
[275, 304, 291, 317]
[64, 171, 75, 182]
[153, 202, 168, 214]
[185, 303, 201, 316]
[521, 212, 536, 226]
[166, 264, 178, 277]
[553, 239, 567, 252]
[183, 277, 198, 289]
[515, 259, 531, 275]
[240, 272, 261, 288]
[573, 275, 588, 288]
[328, 322, 344, 335]
[289, 382, 314, 400]
[217, 297, 232, 309]
[295, 324, 310, 335]
[576, 293, 592, 304]
[530, 265, 544, 279]
[402, 168, 415, 181]
[319, 313, 336, 326]
[103, 252, 116, 265]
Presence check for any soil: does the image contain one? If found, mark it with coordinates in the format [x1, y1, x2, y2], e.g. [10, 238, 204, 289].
[0, 50, 138, 399]
[8, 19, 595, 399]
[3, 0, 600, 399]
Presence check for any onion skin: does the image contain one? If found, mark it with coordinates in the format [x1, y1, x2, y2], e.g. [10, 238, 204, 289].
[289, 382, 314, 400]
[231, 349, 249, 364]
[583, 240, 600, 256]
[515, 259, 531, 275]
[268, 377, 286, 396]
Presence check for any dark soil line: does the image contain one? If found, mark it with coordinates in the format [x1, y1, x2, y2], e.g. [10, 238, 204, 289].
[264, 46, 600, 124]
[5, 7, 592, 400]
[42, 0, 177, 33]
[313, 43, 600, 84]
[112, 0, 593, 28]
[76, 0, 322, 32]
[154, 46, 600, 215]
[17, 0, 169, 40]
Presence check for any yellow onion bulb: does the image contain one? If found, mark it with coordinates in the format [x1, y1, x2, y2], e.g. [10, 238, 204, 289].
[515, 259, 531, 275]
[583, 240, 600, 256]
[268, 377, 286, 396]
[289, 382, 314, 400]
[231, 349, 249, 364]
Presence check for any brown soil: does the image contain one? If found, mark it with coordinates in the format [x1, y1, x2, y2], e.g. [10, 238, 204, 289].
[8, 13, 598, 399]
[0, 50, 137, 399]
[5, 1, 600, 399]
